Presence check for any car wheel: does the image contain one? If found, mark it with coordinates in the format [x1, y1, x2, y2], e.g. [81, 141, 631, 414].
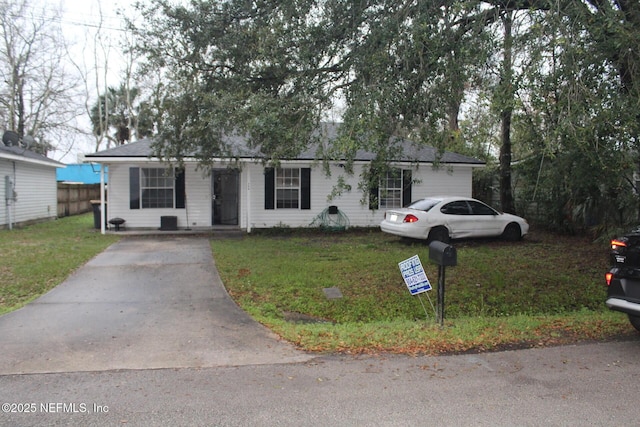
[428, 226, 450, 243]
[502, 223, 522, 241]
[628, 315, 640, 332]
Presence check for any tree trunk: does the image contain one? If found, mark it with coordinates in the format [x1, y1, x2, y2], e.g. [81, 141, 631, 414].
[17, 75, 25, 139]
[499, 11, 516, 214]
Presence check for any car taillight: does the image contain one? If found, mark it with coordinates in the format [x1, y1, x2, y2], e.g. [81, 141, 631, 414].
[611, 239, 627, 250]
[605, 272, 614, 286]
[404, 214, 419, 223]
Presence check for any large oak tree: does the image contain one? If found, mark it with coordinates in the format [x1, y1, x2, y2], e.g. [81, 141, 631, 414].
[128, 0, 640, 227]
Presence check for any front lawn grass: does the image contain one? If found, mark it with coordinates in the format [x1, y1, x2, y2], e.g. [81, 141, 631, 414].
[212, 229, 637, 354]
[1, 218, 633, 355]
[0, 214, 120, 314]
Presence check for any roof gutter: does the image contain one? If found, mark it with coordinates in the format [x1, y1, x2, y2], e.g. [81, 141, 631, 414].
[83, 156, 249, 164]
[83, 156, 485, 168]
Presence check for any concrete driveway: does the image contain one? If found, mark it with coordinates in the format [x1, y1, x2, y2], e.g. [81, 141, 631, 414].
[0, 237, 311, 374]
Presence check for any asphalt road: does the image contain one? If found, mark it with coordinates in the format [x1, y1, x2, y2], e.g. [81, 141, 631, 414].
[1, 340, 640, 426]
[1, 236, 640, 425]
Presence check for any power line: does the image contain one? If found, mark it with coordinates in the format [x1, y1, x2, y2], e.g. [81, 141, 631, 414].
[58, 17, 127, 33]
[12, 2, 130, 33]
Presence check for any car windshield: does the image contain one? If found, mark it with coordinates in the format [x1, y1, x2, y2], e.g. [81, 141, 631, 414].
[407, 198, 441, 212]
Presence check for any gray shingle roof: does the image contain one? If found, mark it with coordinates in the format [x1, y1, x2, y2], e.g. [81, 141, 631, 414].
[86, 139, 155, 158]
[85, 124, 484, 165]
[0, 144, 64, 167]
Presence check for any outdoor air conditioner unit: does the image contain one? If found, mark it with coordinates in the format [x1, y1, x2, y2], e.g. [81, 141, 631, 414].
[160, 216, 178, 231]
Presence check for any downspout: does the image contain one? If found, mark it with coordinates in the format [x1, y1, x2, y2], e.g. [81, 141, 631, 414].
[5, 161, 16, 230]
[100, 164, 106, 235]
[10, 161, 15, 230]
[4, 187, 9, 230]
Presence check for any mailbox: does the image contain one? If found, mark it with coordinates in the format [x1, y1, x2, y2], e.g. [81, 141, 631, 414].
[429, 241, 457, 267]
[429, 240, 457, 326]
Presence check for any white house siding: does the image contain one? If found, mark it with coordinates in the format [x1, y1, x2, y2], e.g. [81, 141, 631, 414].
[244, 161, 475, 230]
[103, 160, 474, 230]
[0, 159, 57, 227]
[184, 165, 215, 228]
[107, 163, 213, 229]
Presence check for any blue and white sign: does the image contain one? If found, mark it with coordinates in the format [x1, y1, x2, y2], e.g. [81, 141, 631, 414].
[399, 255, 432, 295]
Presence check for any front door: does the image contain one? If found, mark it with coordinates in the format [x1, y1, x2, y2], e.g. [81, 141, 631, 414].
[212, 169, 239, 225]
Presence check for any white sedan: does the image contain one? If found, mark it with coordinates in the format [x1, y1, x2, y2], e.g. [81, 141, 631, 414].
[380, 196, 529, 242]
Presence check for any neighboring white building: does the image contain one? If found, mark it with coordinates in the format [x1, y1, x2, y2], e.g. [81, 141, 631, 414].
[1, 144, 64, 229]
[84, 124, 485, 233]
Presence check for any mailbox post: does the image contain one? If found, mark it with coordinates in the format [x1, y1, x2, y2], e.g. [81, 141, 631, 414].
[428, 241, 457, 327]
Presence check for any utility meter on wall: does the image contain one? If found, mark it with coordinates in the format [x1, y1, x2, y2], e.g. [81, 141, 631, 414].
[5, 175, 17, 201]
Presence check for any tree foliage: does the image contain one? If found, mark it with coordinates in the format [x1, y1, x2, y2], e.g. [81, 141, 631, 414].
[510, 0, 640, 231]
[128, 0, 640, 231]
[90, 84, 154, 148]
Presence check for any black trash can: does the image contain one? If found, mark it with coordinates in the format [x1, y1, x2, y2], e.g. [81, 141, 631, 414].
[90, 200, 107, 229]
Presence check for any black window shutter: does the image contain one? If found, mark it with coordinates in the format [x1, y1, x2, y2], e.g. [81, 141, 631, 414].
[402, 169, 412, 207]
[369, 184, 379, 210]
[129, 167, 140, 209]
[175, 168, 186, 209]
[264, 168, 275, 210]
[301, 168, 311, 210]
[368, 164, 379, 210]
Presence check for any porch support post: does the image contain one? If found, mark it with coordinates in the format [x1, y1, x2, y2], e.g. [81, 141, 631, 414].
[100, 164, 106, 235]
[246, 172, 252, 233]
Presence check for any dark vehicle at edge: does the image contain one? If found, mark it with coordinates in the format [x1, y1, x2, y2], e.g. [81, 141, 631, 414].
[606, 228, 640, 331]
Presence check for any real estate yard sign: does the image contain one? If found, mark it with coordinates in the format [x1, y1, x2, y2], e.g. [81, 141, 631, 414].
[398, 255, 431, 295]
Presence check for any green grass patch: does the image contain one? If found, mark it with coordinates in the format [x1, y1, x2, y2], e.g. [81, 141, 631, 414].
[257, 311, 632, 354]
[0, 214, 120, 314]
[212, 229, 637, 354]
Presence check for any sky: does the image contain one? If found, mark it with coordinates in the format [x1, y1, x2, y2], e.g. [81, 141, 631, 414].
[60, 0, 127, 81]
[55, 0, 128, 163]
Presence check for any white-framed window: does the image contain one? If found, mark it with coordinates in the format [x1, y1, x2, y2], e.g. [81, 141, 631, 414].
[264, 167, 310, 210]
[379, 170, 404, 209]
[276, 168, 300, 209]
[141, 168, 175, 208]
[368, 168, 412, 211]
